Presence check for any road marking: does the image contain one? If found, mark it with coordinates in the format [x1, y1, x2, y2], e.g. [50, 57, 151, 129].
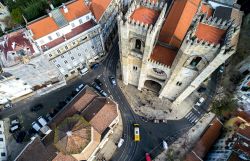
[186, 113, 193, 119]
[185, 111, 192, 118]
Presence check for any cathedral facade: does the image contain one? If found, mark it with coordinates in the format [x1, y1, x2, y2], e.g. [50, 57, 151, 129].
[118, 0, 243, 105]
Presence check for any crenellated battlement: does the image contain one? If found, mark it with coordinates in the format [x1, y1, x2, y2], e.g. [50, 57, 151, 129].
[147, 58, 171, 69]
[200, 15, 232, 30]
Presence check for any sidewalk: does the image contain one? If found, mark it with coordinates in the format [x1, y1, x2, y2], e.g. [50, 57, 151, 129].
[94, 112, 123, 160]
[154, 112, 215, 161]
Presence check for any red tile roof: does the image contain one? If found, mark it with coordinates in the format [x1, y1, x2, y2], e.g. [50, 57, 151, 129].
[28, 0, 90, 40]
[130, 7, 160, 25]
[82, 97, 118, 134]
[150, 45, 177, 66]
[0, 29, 35, 60]
[237, 111, 250, 122]
[237, 125, 250, 140]
[200, 3, 214, 17]
[60, 0, 90, 22]
[195, 23, 226, 44]
[90, 0, 112, 21]
[233, 138, 250, 157]
[53, 152, 77, 161]
[27, 16, 60, 40]
[159, 0, 201, 48]
[41, 20, 95, 51]
[184, 118, 223, 161]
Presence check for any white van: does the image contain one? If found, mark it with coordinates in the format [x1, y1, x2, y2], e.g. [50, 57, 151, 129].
[80, 68, 88, 76]
[38, 116, 47, 126]
[32, 122, 41, 132]
[10, 125, 20, 133]
[117, 138, 124, 148]
[195, 97, 205, 106]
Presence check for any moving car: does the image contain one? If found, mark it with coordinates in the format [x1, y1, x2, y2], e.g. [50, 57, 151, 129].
[109, 76, 116, 85]
[134, 124, 140, 142]
[30, 104, 43, 112]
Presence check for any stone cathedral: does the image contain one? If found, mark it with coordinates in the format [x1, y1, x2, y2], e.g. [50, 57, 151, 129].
[118, 0, 243, 105]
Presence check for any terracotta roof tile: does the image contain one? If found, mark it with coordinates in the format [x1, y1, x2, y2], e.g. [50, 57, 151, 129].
[237, 111, 250, 122]
[150, 45, 177, 66]
[195, 23, 226, 44]
[233, 138, 250, 156]
[237, 125, 250, 139]
[60, 0, 90, 22]
[53, 152, 77, 161]
[81, 97, 118, 134]
[0, 29, 35, 60]
[15, 137, 56, 161]
[184, 152, 201, 161]
[90, 0, 112, 21]
[190, 118, 223, 159]
[130, 7, 159, 25]
[227, 152, 242, 161]
[159, 0, 201, 48]
[27, 16, 59, 40]
[72, 128, 101, 160]
[200, 3, 214, 17]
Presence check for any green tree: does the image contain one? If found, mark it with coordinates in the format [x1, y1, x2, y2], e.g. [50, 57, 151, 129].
[211, 98, 236, 117]
[10, 8, 24, 24]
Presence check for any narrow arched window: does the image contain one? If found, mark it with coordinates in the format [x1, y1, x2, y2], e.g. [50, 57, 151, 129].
[135, 39, 141, 50]
[190, 57, 202, 67]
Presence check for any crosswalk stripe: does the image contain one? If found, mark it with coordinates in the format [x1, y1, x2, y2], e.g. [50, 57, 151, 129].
[185, 111, 192, 118]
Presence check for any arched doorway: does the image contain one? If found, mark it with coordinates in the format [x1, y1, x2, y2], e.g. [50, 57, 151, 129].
[144, 80, 161, 93]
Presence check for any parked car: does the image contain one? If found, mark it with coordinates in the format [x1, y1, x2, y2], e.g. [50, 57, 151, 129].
[30, 104, 43, 112]
[10, 119, 20, 126]
[92, 82, 101, 91]
[197, 86, 206, 93]
[79, 68, 88, 76]
[9, 124, 20, 133]
[100, 90, 108, 97]
[195, 97, 205, 107]
[38, 116, 47, 126]
[117, 138, 124, 148]
[94, 79, 103, 86]
[109, 76, 116, 85]
[91, 63, 99, 70]
[45, 113, 52, 121]
[32, 122, 41, 132]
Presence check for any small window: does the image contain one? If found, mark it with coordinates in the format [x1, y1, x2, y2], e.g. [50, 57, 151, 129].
[71, 23, 75, 28]
[1, 152, 5, 157]
[65, 74, 68, 78]
[57, 49, 61, 54]
[71, 71, 75, 74]
[53, 60, 56, 63]
[64, 60, 68, 64]
[0, 131, 2, 134]
[71, 57, 74, 60]
[86, 15, 89, 20]
[92, 46, 95, 49]
[72, 41, 75, 45]
[190, 57, 202, 67]
[133, 66, 137, 71]
[56, 64, 61, 68]
[0, 138, 3, 141]
[65, 46, 68, 50]
[56, 32, 60, 37]
[176, 81, 182, 86]
[135, 39, 141, 50]
[61, 55, 64, 58]
[79, 19, 83, 24]
[49, 54, 52, 57]
[48, 36, 52, 41]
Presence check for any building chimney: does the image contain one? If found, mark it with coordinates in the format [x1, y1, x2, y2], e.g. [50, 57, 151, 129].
[62, 3, 68, 13]
[49, 3, 54, 10]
